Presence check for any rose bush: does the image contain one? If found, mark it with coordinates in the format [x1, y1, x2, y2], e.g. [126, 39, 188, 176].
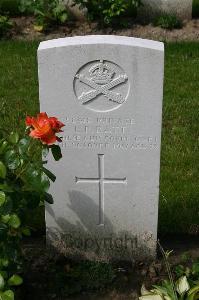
[74, 0, 142, 26]
[19, 0, 69, 32]
[0, 112, 64, 299]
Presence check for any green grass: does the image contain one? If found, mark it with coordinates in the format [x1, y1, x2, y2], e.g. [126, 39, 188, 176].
[0, 41, 198, 235]
[159, 43, 199, 234]
[153, 14, 182, 30]
[0, 41, 39, 133]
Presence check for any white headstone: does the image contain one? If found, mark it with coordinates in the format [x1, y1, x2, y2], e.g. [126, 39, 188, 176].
[38, 35, 164, 261]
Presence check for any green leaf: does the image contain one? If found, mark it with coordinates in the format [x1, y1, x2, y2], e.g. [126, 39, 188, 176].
[164, 297, 172, 300]
[8, 214, 21, 229]
[8, 132, 19, 144]
[0, 184, 13, 192]
[0, 192, 5, 207]
[176, 276, 190, 295]
[44, 192, 54, 204]
[1, 215, 10, 224]
[0, 292, 9, 300]
[8, 274, 23, 286]
[42, 167, 56, 182]
[40, 172, 50, 192]
[25, 165, 50, 192]
[0, 141, 8, 155]
[192, 263, 199, 275]
[60, 12, 68, 23]
[18, 137, 30, 155]
[3, 290, 14, 300]
[0, 274, 5, 290]
[0, 272, 7, 280]
[0, 162, 6, 179]
[139, 295, 163, 300]
[1, 259, 9, 267]
[4, 150, 20, 170]
[51, 145, 62, 161]
[21, 227, 31, 236]
[187, 285, 199, 298]
[152, 285, 170, 296]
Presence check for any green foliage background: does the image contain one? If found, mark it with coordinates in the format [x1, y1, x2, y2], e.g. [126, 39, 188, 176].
[193, 0, 199, 18]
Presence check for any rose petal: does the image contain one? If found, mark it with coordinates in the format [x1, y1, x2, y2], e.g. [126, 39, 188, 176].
[27, 112, 64, 145]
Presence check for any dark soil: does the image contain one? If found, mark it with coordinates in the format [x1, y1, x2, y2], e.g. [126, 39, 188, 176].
[10, 17, 199, 42]
[19, 235, 199, 300]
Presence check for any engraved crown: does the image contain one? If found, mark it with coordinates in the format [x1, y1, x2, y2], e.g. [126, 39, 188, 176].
[89, 60, 115, 84]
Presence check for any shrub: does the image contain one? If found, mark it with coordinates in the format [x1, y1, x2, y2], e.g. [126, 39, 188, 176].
[19, 0, 69, 31]
[0, 110, 64, 298]
[193, 0, 199, 18]
[74, 0, 142, 26]
[140, 277, 199, 300]
[0, 15, 13, 38]
[153, 14, 183, 30]
[140, 245, 199, 300]
[0, 0, 21, 16]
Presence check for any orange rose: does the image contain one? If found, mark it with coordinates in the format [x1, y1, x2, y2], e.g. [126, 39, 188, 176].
[26, 112, 65, 145]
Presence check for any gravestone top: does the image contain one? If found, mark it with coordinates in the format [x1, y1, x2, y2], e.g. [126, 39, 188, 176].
[38, 35, 164, 261]
[38, 35, 164, 51]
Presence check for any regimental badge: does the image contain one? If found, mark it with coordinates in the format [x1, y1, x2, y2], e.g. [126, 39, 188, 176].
[74, 60, 130, 112]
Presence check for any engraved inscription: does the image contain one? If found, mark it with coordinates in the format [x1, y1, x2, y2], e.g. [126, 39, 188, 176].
[74, 60, 130, 112]
[76, 154, 127, 226]
[59, 116, 158, 151]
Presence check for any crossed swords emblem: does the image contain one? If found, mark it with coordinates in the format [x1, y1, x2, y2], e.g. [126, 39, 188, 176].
[76, 60, 128, 104]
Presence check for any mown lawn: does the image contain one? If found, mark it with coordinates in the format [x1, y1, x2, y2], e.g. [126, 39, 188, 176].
[0, 41, 198, 235]
[159, 43, 199, 235]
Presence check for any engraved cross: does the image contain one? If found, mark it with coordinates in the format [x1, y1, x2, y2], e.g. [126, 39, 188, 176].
[75, 154, 127, 226]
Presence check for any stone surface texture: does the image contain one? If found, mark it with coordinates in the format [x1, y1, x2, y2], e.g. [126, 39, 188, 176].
[64, 0, 86, 20]
[38, 35, 164, 261]
[139, 0, 192, 20]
